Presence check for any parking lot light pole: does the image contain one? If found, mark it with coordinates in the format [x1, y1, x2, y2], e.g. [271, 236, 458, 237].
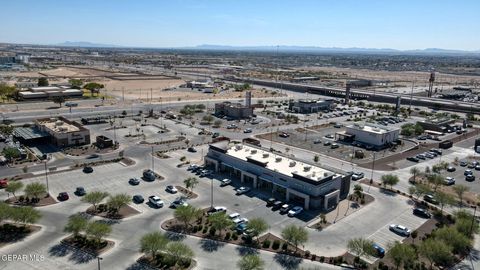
[44, 161, 49, 194]
[97, 257, 103, 270]
[210, 177, 214, 209]
[151, 146, 154, 172]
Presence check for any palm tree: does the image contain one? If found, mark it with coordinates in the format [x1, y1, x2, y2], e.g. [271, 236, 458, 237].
[353, 184, 363, 200]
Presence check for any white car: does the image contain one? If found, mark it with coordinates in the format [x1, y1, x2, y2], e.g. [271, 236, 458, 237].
[148, 196, 164, 208]
[389, 224, 411, 236]
[236, 186, 251, 195]
[207, 206, 227, 215]
[220, 178, 232, 186]
[188, 164, 199, 171]
[288, 206, 303, 217]
[233, 217, 249, 224]
[229, 212, 240, 220]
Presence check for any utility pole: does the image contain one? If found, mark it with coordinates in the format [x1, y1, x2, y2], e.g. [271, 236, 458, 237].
[409, 80, 415, 112]
[368, 152, 376, 192]
[44, 162, 49, 195]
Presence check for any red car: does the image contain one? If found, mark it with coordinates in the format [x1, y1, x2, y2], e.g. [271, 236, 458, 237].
[57, 192, 69, 201]
[0, 179, 8, 188]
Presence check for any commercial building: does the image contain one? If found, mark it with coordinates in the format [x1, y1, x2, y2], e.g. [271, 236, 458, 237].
[205, 142, 351, 210]
[289, 99, 334, 113]
[18, 86, 83, 100]
[417, 117, 456, 133]
[215, 102, 253, 119]
[341, 123, 400, 148]
[36, 117, 90, 147]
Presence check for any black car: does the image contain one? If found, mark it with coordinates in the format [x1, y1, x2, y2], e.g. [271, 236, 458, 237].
[446, 166, 456, 172]
[271, 201, 283, 210]
[75, 187, 86, 196]
[129, 178, 140, 185]
[406, 157, 419, 162]
[423, 194, 438, 205]
[187, 147, 197, 153]
[413, 208, 431, 219]
[266, 198, 276, 207]
[83, 166, 93, 173]
[466, 174, 476, 182]
[133, 195, 144, 204]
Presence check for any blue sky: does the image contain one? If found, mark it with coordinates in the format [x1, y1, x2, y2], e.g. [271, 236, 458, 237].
[1, 0, 479, 50]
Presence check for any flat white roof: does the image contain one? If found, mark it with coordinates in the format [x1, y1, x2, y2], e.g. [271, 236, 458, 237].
[346, 123, 399, 135]
[225, 144, 340, 182]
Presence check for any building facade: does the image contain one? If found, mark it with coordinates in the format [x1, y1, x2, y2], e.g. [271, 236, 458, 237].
[344, 123, 400, 148]
[214, 102, 253, 119]
[289, 99, 334, 113]
[36, 117, 90, 147]
[417, 118, 456, 133]
[205, 142, 351, 210]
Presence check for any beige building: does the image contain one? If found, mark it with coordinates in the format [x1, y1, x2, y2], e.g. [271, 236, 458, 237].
[36, 117, 90, 147]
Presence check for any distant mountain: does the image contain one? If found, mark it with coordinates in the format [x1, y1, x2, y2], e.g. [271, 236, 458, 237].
[194, 44, 480, 55]
[55, 41, 121, 48]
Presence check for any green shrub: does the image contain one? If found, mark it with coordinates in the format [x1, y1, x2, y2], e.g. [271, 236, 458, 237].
[209, 227, 216, 236]
[319, 256, 325, 262]
[262, 240, 271, 248]
[225, 232, 231, 241]
[272, 240, 280, 250]
[232, 233, 238, 241]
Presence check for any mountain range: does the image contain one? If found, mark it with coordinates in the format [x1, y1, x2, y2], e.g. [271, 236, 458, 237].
[53, 41, 480, 55]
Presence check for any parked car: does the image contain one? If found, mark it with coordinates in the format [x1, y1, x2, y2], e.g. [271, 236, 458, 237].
[83, 166, 93, 173]
[0, 179, 8, 188]
[235, 222, 248, 233]
[416, 154, 426, 160]
[229, 212, 240, 220]
[372, 244, 385, 258]
[460, 161, 468, 167]
[187, 147, 197, 153]
[466, 174, 476, 182]
[166, 185, 178, 193]
[143, 169, 156, 181]
[57, 192, 69, 201]
[475, 165, 480, 171]
[271, 201, 283, 210]
[389, 224, 411, 236]
[447, 166, 456, 172]
[325, 134, 334, 139]
[133, 195, 144, 203]
[279, 204, 291, 214]
[243, 128, 252, 133]
[413, 208, 431, 219]
[279, 132, 289, 138]
[406, 157, 419, 162]
[464, 169, 473, 176]
[188, 164, 199, 171]
[330, 144, 339, 149]
[233, 216, 249, 224]
[444, 177, 455, 185]
[423, 194, 438, 204]
[288, 206, 304, 217]
[207, 206, 227, 215]
[170, 198, 188, 208]
[323, 141, 332, 146]
[212, 132, 220, 138]
[236, 186, 251, 195]
[129, 177, 140, 185]
[266, 198, 276, 207]
[226, 124, 237, 129]
[148, 195, 164, 208]
[313, 139, 322, 144]
[75, 187, 86, 196]
[200, 170, 212, 177]
[220, 178, 232, 186]
[351, 172, 365, 181]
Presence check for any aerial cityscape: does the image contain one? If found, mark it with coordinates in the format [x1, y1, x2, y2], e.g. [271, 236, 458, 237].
[1, 1, 480, 270]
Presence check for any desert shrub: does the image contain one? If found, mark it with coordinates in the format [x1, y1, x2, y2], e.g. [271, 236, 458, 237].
[209, 227, 216, 236]
[262, 240, 271, 248]
[225, 232, 231, 241]
[282, 242, 288, 250]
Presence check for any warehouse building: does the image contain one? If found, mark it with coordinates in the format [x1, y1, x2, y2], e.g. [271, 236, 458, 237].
[340, 123, 400, 148]
[18, 86, 83, 100]
[289, 99, 334, 113]
[417, 117, 456, 133]
[205, 142, 351, 210]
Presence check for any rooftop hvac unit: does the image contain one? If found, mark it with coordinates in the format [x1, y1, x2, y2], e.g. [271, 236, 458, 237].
[57, 126, 66, 132]
[55, 120, 64, 126]
[304, 166, 311, 171]
[289, 161, 296, 167]
[235, 145, 243, 150]
[324, 172, 330, 177]
[262, 153, 269, 158]
[250, 149, 257, 154]
[275, 157, 282, 162]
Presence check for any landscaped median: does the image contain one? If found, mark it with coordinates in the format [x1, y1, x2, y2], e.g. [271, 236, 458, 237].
[0, 202, 42, 248]
[4, 181, 57, 207]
